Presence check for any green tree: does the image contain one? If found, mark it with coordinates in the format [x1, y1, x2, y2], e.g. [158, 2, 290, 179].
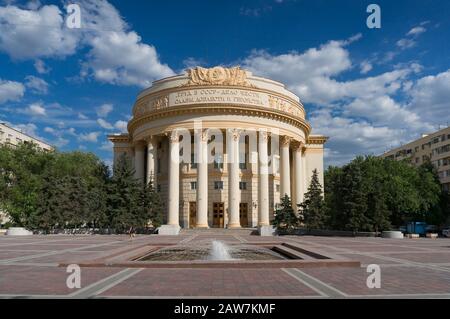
[272, 195, 298, 233]
[139, 179, 164, 229]
[341, 158, 370, 233]
[300, 169, 326, 230]
[107, 153, 142, 232]
[0, 143, 53, 228]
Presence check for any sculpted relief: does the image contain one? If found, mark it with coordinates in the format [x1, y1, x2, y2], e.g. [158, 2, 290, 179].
[184, 66, 253, 87]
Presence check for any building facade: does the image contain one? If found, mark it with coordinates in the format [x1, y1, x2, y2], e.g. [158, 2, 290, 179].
[0, 123, 53, 226]
[109, 66, 327, 234]
[382, 126, 450, 192]
[0, 123, 53, 151]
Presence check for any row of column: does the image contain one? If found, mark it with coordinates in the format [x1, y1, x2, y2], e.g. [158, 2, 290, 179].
[133, 131, 304, 229]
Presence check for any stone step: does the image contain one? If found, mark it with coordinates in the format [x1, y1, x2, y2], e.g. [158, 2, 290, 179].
[272, 245, 314, 260]
[282, 242, 331, 260]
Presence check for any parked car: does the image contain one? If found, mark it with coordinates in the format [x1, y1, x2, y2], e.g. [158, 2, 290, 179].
[442, 229, 450, 238]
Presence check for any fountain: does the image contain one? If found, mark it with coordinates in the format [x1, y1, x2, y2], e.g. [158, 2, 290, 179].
[136, 239, 285, 261]
[208, 240, 233, 260]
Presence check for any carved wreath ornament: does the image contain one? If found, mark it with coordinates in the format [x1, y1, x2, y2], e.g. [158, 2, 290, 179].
[185, 66, 252, 87]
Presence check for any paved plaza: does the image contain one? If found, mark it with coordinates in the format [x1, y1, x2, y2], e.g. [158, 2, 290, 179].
[0, 230, 450, 298]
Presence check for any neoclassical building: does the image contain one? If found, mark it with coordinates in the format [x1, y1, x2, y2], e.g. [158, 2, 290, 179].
[109, 66, 327, 235]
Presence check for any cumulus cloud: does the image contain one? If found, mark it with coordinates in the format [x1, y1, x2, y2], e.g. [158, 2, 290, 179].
[0, 79, 25, 104]
[95, 103, 113, 117]
[0, 4, 79, 59]
[408, 69, 450, 123]
[243, 34, 447, 166]
[97, 118, 113, 129]
[14, 123, 39, 138]
[25, 75, 49, 94]
[359, 61, 373, 74]
[34, 59, 51, 74]
[27, 103, 46, 116]
[0, 0, 174, 87]
[114, 120, 128, 133]
[78, 131, 101, 143]
[243, 37, 411, 106]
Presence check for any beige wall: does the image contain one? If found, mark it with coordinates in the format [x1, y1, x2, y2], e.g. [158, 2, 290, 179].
[0, 123, 53, 151]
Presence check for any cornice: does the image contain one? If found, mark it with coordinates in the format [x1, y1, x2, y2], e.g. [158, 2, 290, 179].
[128, 104, 312, 138]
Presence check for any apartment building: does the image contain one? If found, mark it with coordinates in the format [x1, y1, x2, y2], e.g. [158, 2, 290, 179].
[382, 126, 450, 192]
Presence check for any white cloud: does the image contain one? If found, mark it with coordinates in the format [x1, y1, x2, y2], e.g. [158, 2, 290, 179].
[0, 5, 79, 59]
[25, 75, 49, 94]
[0, 1, 174, 87]
[78, 131, 101, 143]
[359, 61, 372, 74]
[396, 38, 416, 50]
[407, 26, 426, 36]
[100, 140, 113, 151]
[44, 126, 55, 134]
[86, 31, 174, 87]
[95, 103, 113, 117]
[14, 123, 39, 138]
[97, 118, 113, 129]
[34, 59, 51, 74]
[0, 79, 25, 104]
[243, 35, 448, 166]
[243, 38, 411, 106]
[408, 69, 450, 123]
[28, 103, 46, 116]
[54, 137, 69, 148]
[114, 120, 128, 133]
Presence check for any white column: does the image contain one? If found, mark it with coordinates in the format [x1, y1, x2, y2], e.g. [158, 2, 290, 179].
[293, 142, 304, 206]
[227, 129, 241, 228]
[196, 130, 209, 228]
[280, 136, 292, 197]
[146, 137, 157, 185]
[167, 131, 180, 226]
[134, 143, 145, 183]
[258, 130, 270, 226]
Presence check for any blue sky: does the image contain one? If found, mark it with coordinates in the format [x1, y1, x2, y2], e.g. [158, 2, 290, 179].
[0, 0, 449, 167]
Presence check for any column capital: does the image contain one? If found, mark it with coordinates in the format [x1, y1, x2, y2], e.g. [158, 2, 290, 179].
[291, 140, 304, 152]
[166, 130, 180, 143]
[281, 135, 293, 147]
[228, 128, 241, 141]
[259, 130, 271, 142]
[195, 129, 209, 142]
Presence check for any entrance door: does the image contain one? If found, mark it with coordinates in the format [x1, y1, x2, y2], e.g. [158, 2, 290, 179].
[189, 202, 197, 228]
[239, 203, 248, 227]
[213, 202, 224, 228]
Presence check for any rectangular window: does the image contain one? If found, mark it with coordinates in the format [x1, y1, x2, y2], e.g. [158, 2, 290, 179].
[275, 184, 280, 192]
[214, 181, 224, 190]
[239, 182, 247, 190]
[157, 158, 161, 173]
[157, 184, 161, 192]
[190, 181, 197, 190]
[190, 153, 197, 169]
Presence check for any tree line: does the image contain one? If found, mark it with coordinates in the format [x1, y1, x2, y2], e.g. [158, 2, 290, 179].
[0, 143, 163, 232]
[273, 156, 450, 233]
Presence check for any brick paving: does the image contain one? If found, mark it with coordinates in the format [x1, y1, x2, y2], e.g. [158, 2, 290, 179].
[0, 231, 449, 298]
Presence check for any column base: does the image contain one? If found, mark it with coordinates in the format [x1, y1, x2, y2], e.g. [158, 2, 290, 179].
[195, 224, 209, 229]
[258, 225, 275, 236]
[158, 224, 181, 235]
[227, 223, 241, 229]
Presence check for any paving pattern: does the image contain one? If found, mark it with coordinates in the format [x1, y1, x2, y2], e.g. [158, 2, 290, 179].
[0, 230, 449, 298]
